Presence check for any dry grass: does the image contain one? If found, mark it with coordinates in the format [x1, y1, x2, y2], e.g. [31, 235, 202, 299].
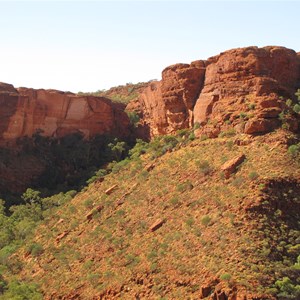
[14, 130, 300, 299]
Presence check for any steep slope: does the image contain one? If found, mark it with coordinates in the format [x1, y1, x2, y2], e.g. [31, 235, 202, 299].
[10, 129, 300, 300]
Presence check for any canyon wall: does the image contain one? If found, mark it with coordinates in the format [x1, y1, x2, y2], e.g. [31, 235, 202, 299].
[2, 46, 300, 143]
[0, 86, 130, 145]
[127, 46, 300, 137]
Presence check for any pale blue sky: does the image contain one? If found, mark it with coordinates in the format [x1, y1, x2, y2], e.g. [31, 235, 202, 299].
[0, 1, 299, 92]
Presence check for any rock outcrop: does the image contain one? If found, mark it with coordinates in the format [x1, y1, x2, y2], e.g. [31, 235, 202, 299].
[127, 61, 206, 136]
[194, 46, 300, 136]
[0, 85, 130, 144]
[128, 46, 300, 138]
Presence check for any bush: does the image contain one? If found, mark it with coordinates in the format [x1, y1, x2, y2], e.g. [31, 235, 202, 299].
[288, 143, 300, 157]
[201, 215, 211, 226]
[126, 111, 140, 127]
[249, 171, 259, 181]
[129, 139, 148, 159]
[86, 169, 107, 185]
[275, 277, 300, 299]
[220, 273, 232, 281]
[0, 273, 6, 294]
[0, 280, 42, 300]
[196, 160, 213, 175]
[26, 243, 44, 257]
[293, 104, 300, 114]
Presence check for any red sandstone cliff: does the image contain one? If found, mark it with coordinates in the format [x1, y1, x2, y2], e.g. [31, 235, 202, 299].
[127, 46, 300, 137]
[1, 46, 300, 143]
[0, 86, 130, 144]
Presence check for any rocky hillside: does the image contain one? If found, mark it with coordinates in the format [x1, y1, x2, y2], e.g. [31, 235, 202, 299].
[0, 46, 300, 299]
[3, 129, 300, 300]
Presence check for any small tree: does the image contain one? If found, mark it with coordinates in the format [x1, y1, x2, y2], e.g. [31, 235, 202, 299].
[293, 89, 300, 114]
[107, 139, 127, 162]
[126, 111, 140, 127]
[22, 188, 41, 206]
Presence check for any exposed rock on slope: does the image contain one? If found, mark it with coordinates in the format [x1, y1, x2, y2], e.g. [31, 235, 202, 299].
[128, 46, 300, 138]
[14, 130, 300, 299]
[0, 85, 130, 144]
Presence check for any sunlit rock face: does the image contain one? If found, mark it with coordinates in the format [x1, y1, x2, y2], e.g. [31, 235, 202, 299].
[193, 46, 300, 135]
[126, 61, 206, 137]
[130, 46, 300, 137]
[0, 86, 130, 143]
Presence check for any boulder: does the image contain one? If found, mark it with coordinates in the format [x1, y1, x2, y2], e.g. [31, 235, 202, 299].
[149, 218, 165, 232]
[221, 154, 246, 178]
[105, 184, 118, 195]
[244, 118, 279, 134]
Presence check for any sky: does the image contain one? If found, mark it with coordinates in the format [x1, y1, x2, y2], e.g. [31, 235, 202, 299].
[0, 1, 299, 92]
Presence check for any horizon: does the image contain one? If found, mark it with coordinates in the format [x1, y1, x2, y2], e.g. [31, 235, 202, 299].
[1, 1, 299, 93]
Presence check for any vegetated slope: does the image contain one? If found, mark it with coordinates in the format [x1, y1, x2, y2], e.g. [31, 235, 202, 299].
[12, 129, 300, 299]
[78, 81, 152, 104]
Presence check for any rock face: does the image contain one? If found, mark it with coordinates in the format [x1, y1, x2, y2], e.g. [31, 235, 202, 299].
[127, 61, 206, 136]
[129, 46, 300, 138]
[194, 46, 300, 136]
[0, 85, 130, 144]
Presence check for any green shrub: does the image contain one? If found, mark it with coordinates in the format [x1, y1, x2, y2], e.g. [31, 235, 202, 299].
[21, 188, 41, 206]
[248, 103, 256, 110]
[129, 139, 148, 159]
[249, 171, 259, 181]
[26, 243, 44, 257]
[219, 128, 236, 138]
[288, 143, 300, 157]
[0, 273, 6, 294]
[126, 111, 140, 127]
[83, 198, 94, 209]
[293, 104, 300, 114]
[220, 273, 232, 281]
[286, 99, 293, 107]
[176, 181, 193, 192]
[170, 197, 180, 206]
[0, 280, 42, 300]
[196, 160, 213, 175]
[201, 215, 211, 226]
[185, 217, 195, 227]
[275, 277, 300, 299]
[239, 112, 248, 119]
[193, 122, 200, 130]
[125, 254, 140, 268]
[86, 169, 107, 184]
